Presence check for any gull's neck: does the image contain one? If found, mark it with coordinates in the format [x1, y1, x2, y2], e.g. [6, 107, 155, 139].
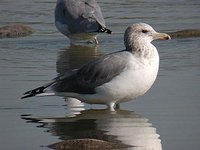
[126, 38, 156, 58]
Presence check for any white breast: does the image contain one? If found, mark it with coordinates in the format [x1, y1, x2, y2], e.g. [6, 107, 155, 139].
[96, 49, 159, 103]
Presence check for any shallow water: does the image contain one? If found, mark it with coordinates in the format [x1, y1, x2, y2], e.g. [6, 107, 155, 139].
[0, 0, 200, 149]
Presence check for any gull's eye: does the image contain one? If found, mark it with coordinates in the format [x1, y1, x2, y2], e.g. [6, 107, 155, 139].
[142, 29, 148, 33]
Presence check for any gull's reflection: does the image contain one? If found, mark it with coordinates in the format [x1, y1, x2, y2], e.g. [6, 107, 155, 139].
[56, 44, 100, 75]
[22, 109, 162, 150]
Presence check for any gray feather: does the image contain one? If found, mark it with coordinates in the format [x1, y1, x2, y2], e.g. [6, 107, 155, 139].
[51, 51, 130, 94]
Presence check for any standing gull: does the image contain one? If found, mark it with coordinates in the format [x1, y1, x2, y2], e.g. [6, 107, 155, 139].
[55, 0, 112, 44]
[22, 23, 170, 111]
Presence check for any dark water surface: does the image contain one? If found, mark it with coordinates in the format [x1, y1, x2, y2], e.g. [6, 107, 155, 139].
[0, 0, 200, 149]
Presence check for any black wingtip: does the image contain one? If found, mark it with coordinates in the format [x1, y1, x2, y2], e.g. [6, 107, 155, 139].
[21, 86, 46, 99]
[21, 93, 35, 99]
[99, 28, 112, 34]
[105, 28, 112, 34]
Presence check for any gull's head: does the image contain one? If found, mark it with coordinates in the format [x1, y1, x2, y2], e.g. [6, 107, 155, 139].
[124, 23, 171, 51]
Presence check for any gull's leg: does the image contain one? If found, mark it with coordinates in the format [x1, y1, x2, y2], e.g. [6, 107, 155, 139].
[87, 36, 99, 45]
[94, 37, 99, 45]
[107, 102, 116, 111]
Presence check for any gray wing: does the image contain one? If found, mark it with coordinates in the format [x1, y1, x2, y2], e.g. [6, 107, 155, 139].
[83, 0, 106, 27]
[51, 51, 130, 94]
[55, 0, 106, 33]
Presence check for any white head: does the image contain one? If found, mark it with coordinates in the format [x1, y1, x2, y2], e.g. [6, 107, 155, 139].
[124, 23, 171, 52]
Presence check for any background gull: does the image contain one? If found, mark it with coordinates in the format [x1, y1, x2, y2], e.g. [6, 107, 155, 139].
[55, 0, 112, 44]
[22, 23, 170, 111]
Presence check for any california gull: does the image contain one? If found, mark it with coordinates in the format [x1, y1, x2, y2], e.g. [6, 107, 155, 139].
[55, 0, 112, 44]
[22, 23, 170, 111]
